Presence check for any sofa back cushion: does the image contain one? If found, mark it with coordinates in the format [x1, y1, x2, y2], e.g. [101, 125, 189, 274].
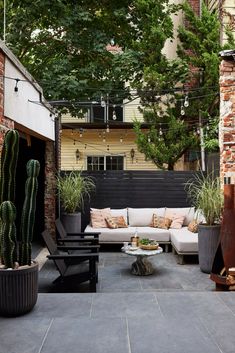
[128, 207, 165, 227]
[110, 208, 128, 223]
[165, 207, 195, 226]
[90, 208, 111, 228]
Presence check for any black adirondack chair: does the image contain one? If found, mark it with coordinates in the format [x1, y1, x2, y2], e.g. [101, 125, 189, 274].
[42, 230, 99, 292]
[55, 218, 100, 244]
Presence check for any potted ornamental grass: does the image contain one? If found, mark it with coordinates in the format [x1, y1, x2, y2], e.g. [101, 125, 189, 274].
[0, 129, 40, 316]
[56, 170, 95, 233]
[186, 171, 224, 273]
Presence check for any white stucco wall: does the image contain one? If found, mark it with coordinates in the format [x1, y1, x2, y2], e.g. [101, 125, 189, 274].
[4, 58, 55, 141]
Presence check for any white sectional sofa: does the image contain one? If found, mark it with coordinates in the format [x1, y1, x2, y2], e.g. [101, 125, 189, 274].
[84, 207, 199, 263]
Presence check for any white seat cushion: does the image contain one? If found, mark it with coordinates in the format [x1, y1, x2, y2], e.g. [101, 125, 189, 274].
[136, 227, 170, 242]
[170, 227, 198, 253]
[85, 225, 136, 243]
[128, 208, 165, 227]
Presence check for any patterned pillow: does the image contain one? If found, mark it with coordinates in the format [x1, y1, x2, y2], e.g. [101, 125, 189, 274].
[106, 216, 128, 229]
[151, 214, 172, 229]
[90, 208, 111, 228]
[188, 220, 199, 233]
[165, 210, 185, 229]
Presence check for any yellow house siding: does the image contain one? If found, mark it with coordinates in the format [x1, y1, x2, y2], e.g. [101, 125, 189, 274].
[61, 128, 186, 171]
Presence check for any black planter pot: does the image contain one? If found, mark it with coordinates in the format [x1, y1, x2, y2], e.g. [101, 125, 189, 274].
[0, 261, 38, 317]
[61, 212, 81, 233]
[198, 224, 221, 274]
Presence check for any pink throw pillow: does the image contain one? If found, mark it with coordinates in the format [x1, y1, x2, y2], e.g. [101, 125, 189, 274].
[90, 208, 111, 228]
[165, 210, 185, 229]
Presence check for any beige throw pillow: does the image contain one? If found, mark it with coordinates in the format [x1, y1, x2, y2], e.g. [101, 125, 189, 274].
[106, 216, 128, 229]
[90, 208, 111, 228]
[165, 210, 185, 229]
[151, 214, 172, 229]
[188, 220, 199, 233]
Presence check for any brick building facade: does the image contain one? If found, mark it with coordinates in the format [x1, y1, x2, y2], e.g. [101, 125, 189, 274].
[0, 43, 56, 237]
[219, 53, 235, 183]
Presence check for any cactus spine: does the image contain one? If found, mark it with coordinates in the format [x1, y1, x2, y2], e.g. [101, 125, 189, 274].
[0, 201, 17, 269]
[19, 160, 40, 266]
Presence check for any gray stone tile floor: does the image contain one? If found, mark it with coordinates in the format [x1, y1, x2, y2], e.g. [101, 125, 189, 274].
[1, 245, 235, 353]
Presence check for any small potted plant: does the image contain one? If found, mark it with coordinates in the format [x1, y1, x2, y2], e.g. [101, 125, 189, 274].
[56, 170, 95, 233]
[0, 129, 40, 316]
[186, 171, 224, 273]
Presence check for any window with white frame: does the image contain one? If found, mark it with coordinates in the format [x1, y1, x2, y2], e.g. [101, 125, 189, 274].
[87, 156, 124, 171]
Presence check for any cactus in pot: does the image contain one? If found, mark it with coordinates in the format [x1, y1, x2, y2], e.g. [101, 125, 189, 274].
[0, 129, 40, 269]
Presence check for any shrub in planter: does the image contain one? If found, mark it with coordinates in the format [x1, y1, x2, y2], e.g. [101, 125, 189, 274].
[56, 170, 95, 233]
[0, 129, 40, 316]
[186, 171, 223, 273]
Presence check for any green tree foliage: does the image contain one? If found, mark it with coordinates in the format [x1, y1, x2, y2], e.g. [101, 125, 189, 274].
[177, 1, 235, 151]
[0, 0, 135, 106]
[131, 1, 197, 170]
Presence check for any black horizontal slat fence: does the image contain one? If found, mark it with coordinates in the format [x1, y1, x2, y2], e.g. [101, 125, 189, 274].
[60, 170, 200, 230]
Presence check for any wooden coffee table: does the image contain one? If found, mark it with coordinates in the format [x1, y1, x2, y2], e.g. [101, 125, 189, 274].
[123, 247, 163, 275]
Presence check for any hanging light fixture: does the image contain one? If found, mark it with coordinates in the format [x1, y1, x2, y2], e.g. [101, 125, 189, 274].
[75, 149, 80, 162]
[130, 148, 135, 163]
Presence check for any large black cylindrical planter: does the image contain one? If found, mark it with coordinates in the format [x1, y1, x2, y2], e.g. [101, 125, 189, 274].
[198, 224, 221, 274]
[0, 261, 38, 317]
[61, 212, 81, 233]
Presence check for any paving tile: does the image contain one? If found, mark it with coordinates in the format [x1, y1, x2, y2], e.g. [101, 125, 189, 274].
[99, 276, 142, 292]
[0, 318, 51, 353]
[26, 293, 92, 318]
[127, 316, 222, 353]
[91, 292, 162, 318]
[41, 317, 129, 353]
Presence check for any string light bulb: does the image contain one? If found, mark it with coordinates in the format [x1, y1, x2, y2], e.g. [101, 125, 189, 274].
[180, 100, 185, 116]
[184, 94, 189, 107]
[14, 79, 20, 92]
[112, 107, 117, 120]
[101, 95, 106, 108]
[120, 136, 123, 143]
[148, 135, 151, 143]
[106, 124, 110, 133]
[159, 127, 163, 136]
[103, 136, 106, 143]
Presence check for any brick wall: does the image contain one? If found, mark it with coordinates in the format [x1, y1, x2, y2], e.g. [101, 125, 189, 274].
[45, 140, 56, 237]
[187, 0, 200, 16]
[0, 50, 14, 150]
[219, 58, 235, 182]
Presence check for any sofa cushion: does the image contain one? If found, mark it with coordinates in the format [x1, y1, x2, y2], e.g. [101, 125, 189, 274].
[165, 209, 185, 229]
[136, 227, 170, 242]
[128, 208, 165, 227]
[165, 207, 195, 226]
[84, 225, 170, 243]
[110, 208, 128, 223]
[152, 214, 172, 229]
[85, 225, 136, 243]
[90, 208, 111, 228]
[170, 228, 198, 253]
[106, 216, 128, 229]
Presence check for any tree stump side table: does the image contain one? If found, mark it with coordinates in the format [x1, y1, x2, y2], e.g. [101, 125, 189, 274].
[123, 247, 163, 275]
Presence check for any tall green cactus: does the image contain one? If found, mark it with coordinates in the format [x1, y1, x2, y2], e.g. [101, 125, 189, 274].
[0, 201, 17, 269]
[0, 129, 40, 268]
[19, 159, 40, 266]
[0, 129, 19, 203]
